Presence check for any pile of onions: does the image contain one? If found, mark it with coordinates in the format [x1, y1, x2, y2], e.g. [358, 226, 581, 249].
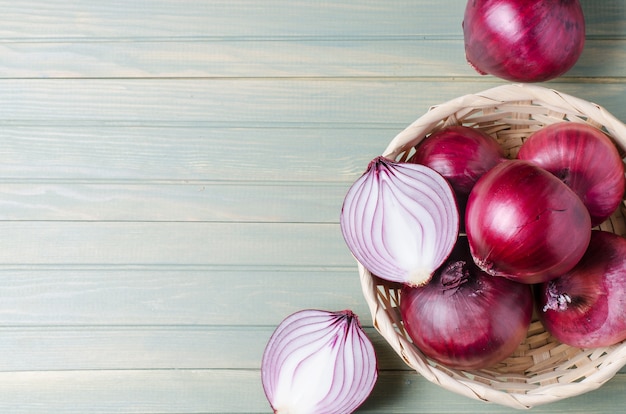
[261, 309, 377, 413]
[400, 237, 533, 370]
[337, 117, 626, 375]
[462, 0, 586, 82]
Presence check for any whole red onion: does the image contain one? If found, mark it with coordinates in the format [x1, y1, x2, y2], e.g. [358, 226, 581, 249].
[463, 0, 585, 82]
[517, 122, 625, 226]
[409, 125, 504, 198]
[409, 125, 504, 231]
[466, 159, 591, 284]
[400, 237, 533, 370]
[536, 231, 626, 348]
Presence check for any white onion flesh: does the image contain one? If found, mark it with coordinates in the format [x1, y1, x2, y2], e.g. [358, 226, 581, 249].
[261, 309, 377, 414]
[340, 156, 459, 287]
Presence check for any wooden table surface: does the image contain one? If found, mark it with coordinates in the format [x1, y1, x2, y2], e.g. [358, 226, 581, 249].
[1, 1, 625, 412]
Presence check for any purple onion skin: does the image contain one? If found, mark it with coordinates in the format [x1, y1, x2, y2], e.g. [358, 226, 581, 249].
[409, 125, 504, 197]
[400, 237, 533, 370]
[517, 122, 625, 226]
[463, 0, 585, 82]
[536, 231, 626, 348]
[409, 125, 504, 231]
[466, 159, 591, 284]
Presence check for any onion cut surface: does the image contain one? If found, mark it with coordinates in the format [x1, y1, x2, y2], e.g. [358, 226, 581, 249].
[261, 309, 377, 414]
[340, 156, 459, 287]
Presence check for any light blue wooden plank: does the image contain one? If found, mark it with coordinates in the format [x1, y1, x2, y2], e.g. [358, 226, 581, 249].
[0, 267, 365, 326]
[0, 39, 470, 79]
[0, 1, 622, 41]
[2, 80, 626, 127]
[0, 369, 259, 414]
[0, 126, 389, 182]
[0, 1, 464, 41]
[0, 368, 623, 413]
[0, 182, 350, 223]
[0, 326, 407, 371]
[0, 267, 364, 326]
[0, 222, 351, 266]
[2, 39, 624, 79]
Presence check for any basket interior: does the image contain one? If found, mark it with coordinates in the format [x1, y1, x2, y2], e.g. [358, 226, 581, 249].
[363, 96, 626, 407]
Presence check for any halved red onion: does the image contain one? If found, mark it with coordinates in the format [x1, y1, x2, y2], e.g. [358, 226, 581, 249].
[261, 309, 377, 414]
[517, 122, 625, 226]
[340, 156, 459, 287]
[466, 159, 591, 284]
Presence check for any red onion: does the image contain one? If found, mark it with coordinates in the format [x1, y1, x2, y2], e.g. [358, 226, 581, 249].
[261, 309, 377, 413]
[409, 125, 504, 230]
[466, 159, 591, 284]
[517, 122, 625, 226]
[536, 231, 626, 348]
[400, 237, 533, 370]
[463, 0, 585, 82]
[340, 156, 459, 287]
[409, 125, 504, 197]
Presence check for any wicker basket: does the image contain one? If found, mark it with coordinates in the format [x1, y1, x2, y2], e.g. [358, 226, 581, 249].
[358, 83, 626, 409]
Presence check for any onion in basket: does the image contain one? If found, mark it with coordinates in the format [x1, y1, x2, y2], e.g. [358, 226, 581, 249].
[409, 125, 504, 229]
[536, 230, 626, 348]
[465, 159, 592, 284]
[340, 156, 459, 287]
[408, 125, 504, 198]
[358, 84, 626, 408]
[517, 122, 625, 226]
[400, 237, 533, 370]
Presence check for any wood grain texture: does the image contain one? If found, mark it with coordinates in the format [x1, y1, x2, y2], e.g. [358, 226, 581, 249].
[0, 369, 622, 413]
[1, 0, 626, 412]
[2, 39, 626, 79]
[0, 268, 366, 326]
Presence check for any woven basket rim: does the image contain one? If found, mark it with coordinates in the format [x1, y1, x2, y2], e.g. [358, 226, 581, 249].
[383, 83, 626, 158]
[358, 83, 626, 410]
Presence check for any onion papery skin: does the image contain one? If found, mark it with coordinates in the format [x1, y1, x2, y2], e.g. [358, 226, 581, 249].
[466, 159, 591, 284]
[340, 156, 459, 287]
[261, 309, 377, 414]
[536, 231, 626, 348]
[517, 122, 625, 226]
[400, 237, 533, 370]
[409, 125, 504, 231]
[463, 0, 585, 82]
[409, 125, 504, 197]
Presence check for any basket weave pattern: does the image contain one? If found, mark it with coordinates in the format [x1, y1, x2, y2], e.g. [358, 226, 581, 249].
[358, 84, 626, 409]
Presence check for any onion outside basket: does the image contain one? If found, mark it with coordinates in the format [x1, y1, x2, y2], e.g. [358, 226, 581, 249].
[358, 83, 626, 409]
